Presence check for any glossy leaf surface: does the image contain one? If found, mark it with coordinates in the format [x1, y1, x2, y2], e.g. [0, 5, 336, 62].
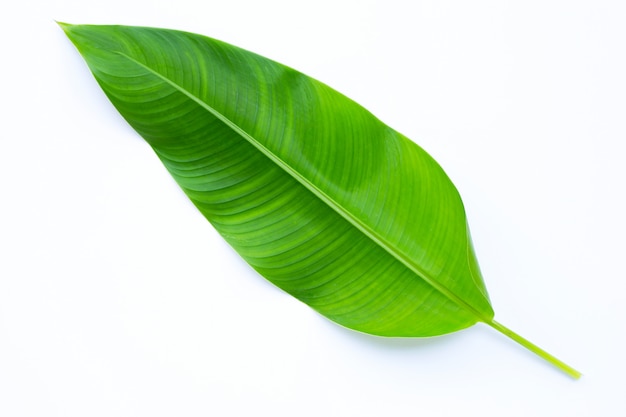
[61, 23, 579, 376]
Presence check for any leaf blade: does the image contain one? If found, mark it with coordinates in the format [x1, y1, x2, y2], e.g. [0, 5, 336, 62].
[60, 22, 494, 336]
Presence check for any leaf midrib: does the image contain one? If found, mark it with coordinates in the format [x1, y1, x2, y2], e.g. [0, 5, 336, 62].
[115, 51, 492, 325]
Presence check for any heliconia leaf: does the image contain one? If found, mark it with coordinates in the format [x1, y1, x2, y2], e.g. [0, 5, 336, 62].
[60, 22, 580, 378]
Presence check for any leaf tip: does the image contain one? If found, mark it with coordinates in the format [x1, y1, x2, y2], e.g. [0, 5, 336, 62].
[57, 21, 77, 39]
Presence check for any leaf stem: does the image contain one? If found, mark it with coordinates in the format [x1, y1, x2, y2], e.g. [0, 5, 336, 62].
[486, 320, 581, 379]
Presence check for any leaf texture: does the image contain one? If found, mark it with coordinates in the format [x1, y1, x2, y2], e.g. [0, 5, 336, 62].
[61, 23, 580, 376]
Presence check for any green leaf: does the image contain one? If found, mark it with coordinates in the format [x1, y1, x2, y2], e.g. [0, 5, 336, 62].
[59, 22, 580, 378]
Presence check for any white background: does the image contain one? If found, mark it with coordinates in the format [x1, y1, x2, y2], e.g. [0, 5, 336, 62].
[1, 0, 625, 416]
